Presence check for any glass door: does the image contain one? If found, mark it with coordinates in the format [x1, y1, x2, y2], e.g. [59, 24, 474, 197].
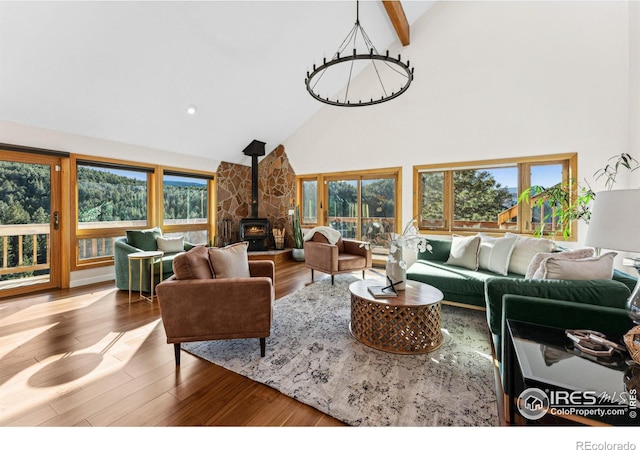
[325, 175, 397, 261]
[0, 150, 62, 297]
[326, 179, 358, 239]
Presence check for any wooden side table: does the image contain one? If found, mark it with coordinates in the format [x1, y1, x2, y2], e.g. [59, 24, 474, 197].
[349, 279, 444, 354]
[128, 250, 164, 304]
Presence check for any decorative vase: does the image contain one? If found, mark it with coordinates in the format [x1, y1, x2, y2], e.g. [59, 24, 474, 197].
[385, 246, 406, 290]
[292, 248, 305, 262]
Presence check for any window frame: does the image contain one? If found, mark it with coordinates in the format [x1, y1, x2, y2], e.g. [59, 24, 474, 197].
[71, 155, 215, 270]
[413, 153, 577, 239]
[297, 167, 402, 265]
[298, 176, 320, 227]
[158, 167, 215, 246]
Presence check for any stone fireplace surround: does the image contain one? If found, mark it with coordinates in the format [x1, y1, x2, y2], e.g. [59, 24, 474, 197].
[216, 144, 296, 249]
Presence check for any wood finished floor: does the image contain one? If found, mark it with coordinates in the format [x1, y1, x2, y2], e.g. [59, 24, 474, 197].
[0, 261, 345, 427]
[0, 261, 507, 428]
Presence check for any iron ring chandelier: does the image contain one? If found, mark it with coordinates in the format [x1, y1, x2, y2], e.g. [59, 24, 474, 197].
[305, 1, 414, 107]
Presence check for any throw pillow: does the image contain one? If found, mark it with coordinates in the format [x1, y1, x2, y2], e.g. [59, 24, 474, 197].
[526, 247, 595, 279]
[172, 245, 213, 280]
[537, 252, 617, 281]
[477, 234, 518, 275]
[156, 236, 184, 254]
[446, 234, 481, 270]
[208, 242, 251, 279]
[505, 233, 555, 275]
[126, 227, 162, 251]
[487, 235, 518, 275]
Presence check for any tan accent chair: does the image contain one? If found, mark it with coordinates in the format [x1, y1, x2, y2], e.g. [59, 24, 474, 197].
[303, 232, 372, 285]
[156, 246, 274, 365]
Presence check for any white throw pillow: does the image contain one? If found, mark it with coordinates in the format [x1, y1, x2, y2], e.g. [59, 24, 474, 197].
[505, 233, 555, 275]
[478, 234, 518, 275]
[538, 252, 617, 280]
[526, 248, 595, 279]
[446, 235, 481, 270]
[477, 233, 496, 270]
[156, 235, 184, 253]
[489, 236, 518, 275]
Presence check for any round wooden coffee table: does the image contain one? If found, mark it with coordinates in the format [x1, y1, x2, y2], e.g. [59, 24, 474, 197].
[349, 279, 444, 354]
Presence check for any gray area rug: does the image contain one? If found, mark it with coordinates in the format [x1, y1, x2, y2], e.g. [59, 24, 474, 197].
[182, 274, 499, 426]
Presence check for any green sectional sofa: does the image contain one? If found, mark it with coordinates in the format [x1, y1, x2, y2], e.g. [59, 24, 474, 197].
[406, 237, 637, 360]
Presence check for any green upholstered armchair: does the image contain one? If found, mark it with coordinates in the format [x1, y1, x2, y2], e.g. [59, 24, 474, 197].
[114, 227, 194, 292]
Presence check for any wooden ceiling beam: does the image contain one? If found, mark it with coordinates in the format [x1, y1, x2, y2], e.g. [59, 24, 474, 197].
[382, 1, 410, 46]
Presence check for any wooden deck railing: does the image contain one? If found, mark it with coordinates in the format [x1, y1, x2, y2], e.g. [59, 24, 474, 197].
[0, 223, 50, 276]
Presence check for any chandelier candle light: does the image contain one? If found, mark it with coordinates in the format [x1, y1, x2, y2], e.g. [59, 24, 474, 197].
[305, 1, 414, 107]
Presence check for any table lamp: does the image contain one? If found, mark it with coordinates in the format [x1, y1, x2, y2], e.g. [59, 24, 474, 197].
[584, 189, 640, 324]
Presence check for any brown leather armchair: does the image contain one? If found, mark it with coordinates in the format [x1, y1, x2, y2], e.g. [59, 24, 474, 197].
[156, 257, 274, 365]
[303, 232, 372, 285]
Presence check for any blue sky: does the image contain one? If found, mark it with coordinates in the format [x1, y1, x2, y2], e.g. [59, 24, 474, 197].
[486, 164, 562, 189]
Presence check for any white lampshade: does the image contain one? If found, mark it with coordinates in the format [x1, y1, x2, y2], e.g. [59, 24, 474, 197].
[584, 189, 640, 253]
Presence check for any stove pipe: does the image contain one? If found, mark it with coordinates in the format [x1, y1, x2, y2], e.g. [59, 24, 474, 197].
[242, 140, 266, 218]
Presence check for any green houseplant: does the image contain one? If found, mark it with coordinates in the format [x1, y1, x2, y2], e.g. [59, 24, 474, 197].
[292, 204, 305, 261]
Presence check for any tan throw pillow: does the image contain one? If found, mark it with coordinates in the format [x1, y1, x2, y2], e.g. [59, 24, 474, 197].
[208, 242, 251, 279]
[157, 235, 184, 253]
[526, 248, 595, 279]
[538, 252, 617, 280]
[446, 235, 481, 270]
[172, 245, 213, 280]
[505, 233, 555, 275]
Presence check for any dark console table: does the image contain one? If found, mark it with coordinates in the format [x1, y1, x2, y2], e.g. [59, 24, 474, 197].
[505, 319, 638, 426]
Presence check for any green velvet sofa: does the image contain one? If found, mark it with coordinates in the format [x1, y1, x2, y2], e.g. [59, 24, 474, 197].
[406, 238, 637, 360]
[114, 227, 194, 293]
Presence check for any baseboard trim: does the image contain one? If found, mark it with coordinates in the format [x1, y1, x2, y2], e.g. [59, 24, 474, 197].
[442, 299, 486, 311]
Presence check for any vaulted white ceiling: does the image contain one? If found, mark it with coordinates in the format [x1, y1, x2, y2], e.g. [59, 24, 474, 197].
[0, 1, 434, 165]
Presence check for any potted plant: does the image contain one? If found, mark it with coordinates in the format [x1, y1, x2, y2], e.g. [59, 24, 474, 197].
[291, 204, 305, 261]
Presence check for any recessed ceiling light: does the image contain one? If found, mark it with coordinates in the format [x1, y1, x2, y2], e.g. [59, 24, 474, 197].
[186, 105, 198, 115]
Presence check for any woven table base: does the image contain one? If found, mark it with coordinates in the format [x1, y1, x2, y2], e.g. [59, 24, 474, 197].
[350, 293, 443, 354]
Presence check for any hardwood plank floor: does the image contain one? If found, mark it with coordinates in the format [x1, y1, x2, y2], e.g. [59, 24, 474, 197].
[0, 260, 345, 427]
[0, 261, 511, 432]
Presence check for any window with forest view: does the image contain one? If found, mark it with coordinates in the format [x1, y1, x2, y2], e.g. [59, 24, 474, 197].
[416, 155, 573, 237]
[162, 173, 209, 245]
[76, 163, 150, 262]
[301, 179, 317, 224]
[452, 167, 517, 229]
[78, 165, 149, 228]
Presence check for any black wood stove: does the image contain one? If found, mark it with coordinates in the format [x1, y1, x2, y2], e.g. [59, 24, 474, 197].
[239, 140, 270, 251]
